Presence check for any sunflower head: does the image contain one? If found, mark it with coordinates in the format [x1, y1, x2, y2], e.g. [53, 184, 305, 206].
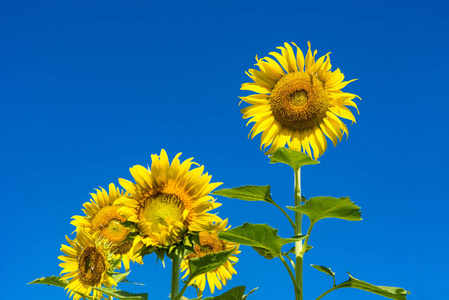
[181, 220, 240, 294]
[58, 230, 116, 300]
[240, 42, 360, 159]
[71, 183, 141, 271]
[115, 149, 222, 253]
[71, 183, 128, 241]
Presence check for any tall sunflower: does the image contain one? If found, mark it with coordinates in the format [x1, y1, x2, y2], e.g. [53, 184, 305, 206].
[71, 183, 142, 271]
[240, 42, 360, 159]
[58, 230, 116, 300]
[181, 220, 239, 294]
[115, 149, 222, 254]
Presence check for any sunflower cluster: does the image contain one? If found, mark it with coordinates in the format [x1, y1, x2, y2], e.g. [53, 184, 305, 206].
[58, 149, 239, 299]
[52, 41, 359, 300]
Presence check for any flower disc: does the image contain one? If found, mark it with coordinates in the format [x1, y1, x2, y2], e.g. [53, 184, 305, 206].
[111, 241, 133, 255]
[270, 71, 329, 131]
[140, 193, 184, 232]
[115, 149, 222, 252]
[78, 246, 106, 286]
[58, 230, 116, 300]
[240, 42, 360, 159]
[91, 206, 128, 243]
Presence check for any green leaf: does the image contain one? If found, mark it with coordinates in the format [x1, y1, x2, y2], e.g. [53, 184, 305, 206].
[212, 185, 275, 204]
[119, 278, 145, 286]
[242, 287, 258, 299]
[288, 196, 362, 225]
[139, 245, 157, 260]
[112, 270, 144, 286]
[306, 244, 313, 253]
[284, 245, 312, 257]
[218, 223, 305, 259]
[93, 287, 148, 300]
[269, 147, 319, 171]
[283, 246, 295, 256]
[29, 276, 93, 299]
[112, 271, 131, 284]
[203, 286, 246, 300]
[28, 276, 67, 288]
[188, 249, 234, 281]
[311, 264, 336, 286]
[338, 273, 410, 300]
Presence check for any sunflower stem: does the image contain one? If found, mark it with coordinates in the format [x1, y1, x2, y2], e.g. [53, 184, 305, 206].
[294, 168, 303, 300]
[300, 223, 314, 256]
[280, 255, 301, 295]
[171, 255, 181, 300]
[175, 283, 190, 300]
[314, 286, 338, 300]
[196, 288, 203, 300]
[272, 201, 296, 230]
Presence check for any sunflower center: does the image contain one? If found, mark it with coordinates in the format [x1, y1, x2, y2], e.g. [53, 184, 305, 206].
[142, 193, 184, 233]
[91, 206, 129, 243]
[78, 246, 106, 286]
[188, 232, 226, 259]
[289, 90, 308, 107]
[111, 240, 133, 255]
[270, 71, 329, 130]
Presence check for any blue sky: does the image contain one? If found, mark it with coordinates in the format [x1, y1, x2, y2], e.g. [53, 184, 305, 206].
[2, 1, 448, 299]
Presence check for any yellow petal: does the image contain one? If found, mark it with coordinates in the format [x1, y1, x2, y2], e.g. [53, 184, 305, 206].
[291, 42, 305, 71]
[270, 50, 289, 73]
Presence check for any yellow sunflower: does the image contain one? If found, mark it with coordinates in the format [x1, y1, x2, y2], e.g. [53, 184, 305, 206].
[58, 230, 116, 300]
[240, 42, 360, 159]
[114, 149, 222, 254]
[71, 183, 142, 271]
[181, 219, 240, 294]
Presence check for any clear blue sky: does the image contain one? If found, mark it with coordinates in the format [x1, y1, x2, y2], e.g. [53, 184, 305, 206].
[2, 1, 448, 299]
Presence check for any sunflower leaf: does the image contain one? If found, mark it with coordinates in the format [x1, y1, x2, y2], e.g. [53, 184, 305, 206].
[203, 286, 246, 300]
[212, 185, 275, 204]
[284, 245, 312, 256]
[167, 242, 194, 260]
[188, 249, 234, 282]
[287, 196, 361, 225]
[218, 223, 305, 259]
[311, 264, 336, 286]
[112, 271, 131, 284]
[119, 278, 145, 286]
[139, 245, 158, 260]
[29, 276, 93, 299]
[93, 287, 148, 300]
[28, 276, 67, 288]
[242, 287, 258, 299]
[336, 273, 410, 300]
[306, 244, 313, 253]
[269, 147, 319, 171]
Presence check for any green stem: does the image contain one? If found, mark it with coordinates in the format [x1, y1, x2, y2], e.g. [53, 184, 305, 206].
[294, 168, 303, 300]
[300, 223, 314, 256]
[272, 201, 296, 230]
[175, 283, 190, 300]
[315, 286, 338, 300]
[196, 288, 203, 300]
[283, 253, 296, 269]
[280, 255, 301, 295]
[171, 256, 180, 300]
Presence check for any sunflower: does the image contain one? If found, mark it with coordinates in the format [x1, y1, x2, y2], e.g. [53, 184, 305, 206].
[240, 42, 360, 159]
[181, 220, 240, 294]
[71, 183, 142, 271]
[58, 230, 116, 300]
[114, 149, 222, 254]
